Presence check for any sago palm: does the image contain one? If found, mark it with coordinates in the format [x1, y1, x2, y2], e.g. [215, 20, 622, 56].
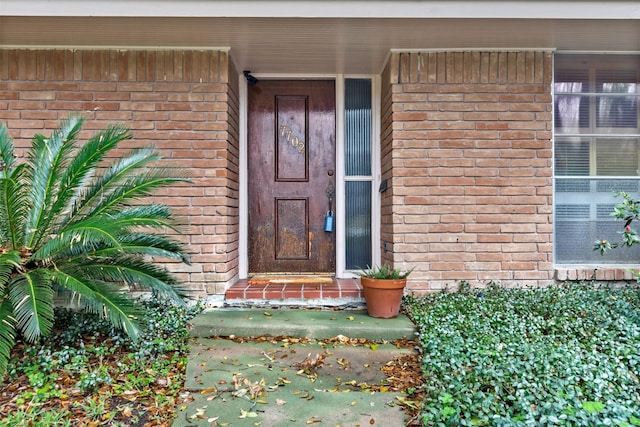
[0, 116, 190, 377]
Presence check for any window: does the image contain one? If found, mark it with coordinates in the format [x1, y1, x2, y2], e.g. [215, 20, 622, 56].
[554, 55, 640, 263]
[344, 78, 373, 269]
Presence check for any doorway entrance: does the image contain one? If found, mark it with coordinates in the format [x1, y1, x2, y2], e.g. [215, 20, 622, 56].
[247, 80, 336, 274]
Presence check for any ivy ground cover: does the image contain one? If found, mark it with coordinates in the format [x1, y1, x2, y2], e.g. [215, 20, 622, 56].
[0, 299, 202, 426]
[404, 283, 640, 426]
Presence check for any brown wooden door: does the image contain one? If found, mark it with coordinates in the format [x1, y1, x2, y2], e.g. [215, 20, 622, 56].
[248, 80, 336, 273]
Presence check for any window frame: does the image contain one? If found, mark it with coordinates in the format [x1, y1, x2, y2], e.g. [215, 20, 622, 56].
[554, 54, 640, 265]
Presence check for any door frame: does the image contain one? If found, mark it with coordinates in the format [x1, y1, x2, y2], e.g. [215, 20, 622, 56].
[239, 73, 381, 279]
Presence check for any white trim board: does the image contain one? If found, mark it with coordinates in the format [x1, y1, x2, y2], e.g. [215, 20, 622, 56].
[2, 1, 638, 19]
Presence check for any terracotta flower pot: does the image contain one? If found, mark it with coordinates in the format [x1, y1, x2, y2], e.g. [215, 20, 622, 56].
[360, 277, 407, 318]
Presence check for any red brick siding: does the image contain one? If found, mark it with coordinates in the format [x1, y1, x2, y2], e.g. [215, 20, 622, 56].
[382, 51, 555, 291]
[0, 49, 240, 297]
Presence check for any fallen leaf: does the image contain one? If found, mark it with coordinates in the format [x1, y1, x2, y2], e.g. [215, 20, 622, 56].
[239, 409, 258, 418]
[336, 358, 349, 366]
[295, 351, 328, 373]
[233, 388, 248, 398]
[276, 398, 287, 405]
[188, 406, 208, 421]
[263, 311, 272, 316]
[306, 418, 322, 424]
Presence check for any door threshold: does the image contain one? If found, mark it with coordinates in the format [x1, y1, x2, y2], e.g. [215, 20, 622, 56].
[225, 278, 363, 306]
[248, 275, 334, 285]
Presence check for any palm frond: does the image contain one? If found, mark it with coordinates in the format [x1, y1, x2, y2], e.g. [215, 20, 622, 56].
[53, 234, 190, 268]
[51, 267, 142, 339]
[0, 251, 21, 295]
[38, 123, 132, 248]
[77, 283, 141, 340]
[97, 233, 191, 264]
[63, 147, 163, 225]
[0, 166, 28, 249]
[0, 122, 16, 176]
[24, 116, 84, 250]
[109, 204, 179, 230]
[78, 256, 186, 301]
[0, 298, 17, 378]
[32, 204, 185, 265]
[49, 268, 98, 302]
[86, 170, 189, 219]
[31, 218, 123, 264]
[8, 270, 54, 343]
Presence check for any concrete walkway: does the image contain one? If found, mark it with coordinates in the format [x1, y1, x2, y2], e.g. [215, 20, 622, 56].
[173, 309, 417, 427]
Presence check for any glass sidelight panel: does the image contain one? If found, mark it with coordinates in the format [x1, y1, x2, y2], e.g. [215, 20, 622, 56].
[345, 79, 372, 176]
[345, 181, 372, 269]
[344, 78, 373, 270]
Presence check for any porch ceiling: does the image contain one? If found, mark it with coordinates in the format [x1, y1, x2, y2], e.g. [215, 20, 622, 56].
[0, 16, 639, 75]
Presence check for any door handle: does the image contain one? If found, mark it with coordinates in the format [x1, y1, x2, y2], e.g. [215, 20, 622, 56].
[326, 182, 335, 209]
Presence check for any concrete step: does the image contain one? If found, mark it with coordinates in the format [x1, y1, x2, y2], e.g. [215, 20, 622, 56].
[189, 308, 417, 341]
[177, 309, 418, 426]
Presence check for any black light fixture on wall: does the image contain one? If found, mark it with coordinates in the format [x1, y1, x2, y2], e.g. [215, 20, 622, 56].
[243, 70, 258, 86]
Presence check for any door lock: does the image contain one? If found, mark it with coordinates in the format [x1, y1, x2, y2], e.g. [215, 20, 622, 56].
[325, 182, 335, 233]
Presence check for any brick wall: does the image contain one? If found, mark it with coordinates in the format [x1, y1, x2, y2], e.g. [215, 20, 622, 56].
[381, 51, 555, 291]
[0, 48, 240, 297]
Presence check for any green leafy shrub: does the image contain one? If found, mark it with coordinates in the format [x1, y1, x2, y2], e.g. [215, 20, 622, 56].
[405, 283, 640, 426]
[595, 192, 640, 270]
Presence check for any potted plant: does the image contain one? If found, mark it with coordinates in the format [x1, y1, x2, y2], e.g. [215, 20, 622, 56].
[358, 264, 413, 318]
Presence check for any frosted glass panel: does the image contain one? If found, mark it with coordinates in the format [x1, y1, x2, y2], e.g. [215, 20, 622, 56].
[595, 138, 640, 176]
[555, 177, 640, 263]
[345, 181, 371, 270]
[345, 79, 372, 176]
[555, 138, 589, 176]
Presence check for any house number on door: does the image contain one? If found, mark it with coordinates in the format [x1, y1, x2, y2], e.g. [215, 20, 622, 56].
[280, 125, 305, 154]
